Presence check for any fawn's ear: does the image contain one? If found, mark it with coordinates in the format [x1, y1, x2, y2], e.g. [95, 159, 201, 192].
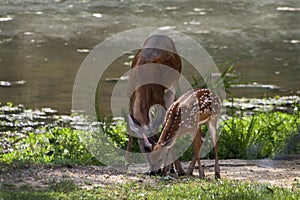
[128, 114, 141, 134]
[149, 104, 166, 133]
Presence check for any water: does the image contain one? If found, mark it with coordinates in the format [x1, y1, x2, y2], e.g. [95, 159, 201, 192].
[0, 0, 299, 114]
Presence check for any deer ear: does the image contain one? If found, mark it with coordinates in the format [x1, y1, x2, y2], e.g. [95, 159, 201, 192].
[128, 114, 141, 134]
[128, 115, 152, 151]
[149, 104, 166, 133]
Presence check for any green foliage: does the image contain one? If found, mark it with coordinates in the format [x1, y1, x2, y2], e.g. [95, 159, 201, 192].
[179, 109, 300, 161]
[192, 62, 239, 97]
[0, 178, 299, 200]
[1, 109, 299, 166]
[0, 128, 101, 166]
[6, 101, 14, 107]
[218, 110, 300, 159]
[102, 118, 129, 149]
[281, 128, 300, 155]
[1, 97, 299, 166]
[96, 114, 140, 153]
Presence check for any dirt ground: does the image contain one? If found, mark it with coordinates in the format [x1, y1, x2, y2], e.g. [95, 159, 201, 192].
[1, 159, 299, 190]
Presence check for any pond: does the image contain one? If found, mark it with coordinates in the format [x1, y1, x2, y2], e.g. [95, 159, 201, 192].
[0, 0, 299, 114]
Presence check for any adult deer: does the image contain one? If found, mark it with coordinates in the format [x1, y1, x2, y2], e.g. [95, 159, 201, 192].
[144, 88, 221, 179]
[126, 35, 184, 175]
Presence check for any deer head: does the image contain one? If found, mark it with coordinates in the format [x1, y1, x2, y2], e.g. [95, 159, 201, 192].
[128, 104, 166, 152]
[148, 138, 176, 173]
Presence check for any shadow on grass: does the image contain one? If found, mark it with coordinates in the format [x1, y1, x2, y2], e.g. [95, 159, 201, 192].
[0, 179, 79, 200]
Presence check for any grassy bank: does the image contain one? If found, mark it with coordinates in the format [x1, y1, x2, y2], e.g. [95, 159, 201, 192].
[0, 102, 299, 199]
[0, 108, 299, 165]
[1, 178, 299, 200]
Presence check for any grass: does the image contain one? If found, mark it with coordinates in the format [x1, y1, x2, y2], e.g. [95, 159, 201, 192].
[178, 108, 300, 161]
[218, 110, 300, 159]
[0, 98, 299, 200]
[0, 178, 299, 200]
[1, 108, 299, 166]
[0, 110, 298, 200]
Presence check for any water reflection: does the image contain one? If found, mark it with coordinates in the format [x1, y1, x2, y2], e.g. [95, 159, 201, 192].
[0, 0, 299, 114]
[276, 7, 300, 11]
[0, 16, 13, 22]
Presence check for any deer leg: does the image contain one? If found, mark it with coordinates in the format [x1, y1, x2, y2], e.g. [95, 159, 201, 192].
[187, 156, 197, 176]
[168, 148, 185, 176]
[161, 165, 170, 176]
[169, 163, 175, 174]
[186, 142, 197, 176]
[187, 129, 204, 177]
[125, 135, 133, 166]
[161, 147, 185, 176]
[161, 154, 171, 176]
[186, 128, 205, 178]
[196, 127, 205, 178]
[174, 159, 185, 176]
[161, 148, 172, 176]
[198, 132, 205, 178]
[209, 119, 220, 179]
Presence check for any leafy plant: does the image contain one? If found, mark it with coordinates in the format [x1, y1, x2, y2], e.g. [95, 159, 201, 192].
[0, 128, 101, 166]
[280, 128, 300, 155]
[98, 117, 129, 149]
[179, 107, 300, 160]
[218, 109, 300, 159]
[192, 62, 239, 97]
[1, 99, 299, 166]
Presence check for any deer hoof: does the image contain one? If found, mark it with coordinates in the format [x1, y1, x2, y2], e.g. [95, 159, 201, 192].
[215, 172, 221, 179]
[178, 171, 186, 177]
[186, 168, 194, 176]
[199, 173, 205, 179]
[170, 168, 176, 174]
[149, 168, 162, 176]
